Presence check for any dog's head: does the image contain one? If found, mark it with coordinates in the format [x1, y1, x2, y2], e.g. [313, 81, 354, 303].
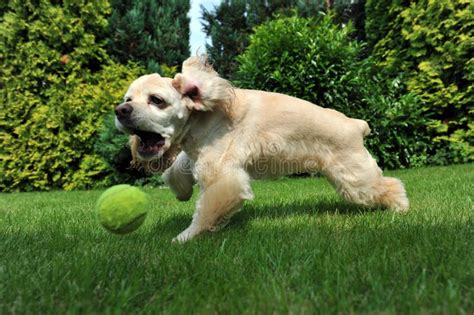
[115, 56, 233, 163]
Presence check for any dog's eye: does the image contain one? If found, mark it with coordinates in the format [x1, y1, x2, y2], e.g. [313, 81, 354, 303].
[125, 97, 132, 102]
[149, 95, 167, 109]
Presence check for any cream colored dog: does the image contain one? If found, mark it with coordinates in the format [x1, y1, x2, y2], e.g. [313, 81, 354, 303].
[115, 56, 409, 243]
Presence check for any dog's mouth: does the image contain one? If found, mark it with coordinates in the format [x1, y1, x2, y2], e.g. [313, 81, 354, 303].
[133, 129, 166, 158]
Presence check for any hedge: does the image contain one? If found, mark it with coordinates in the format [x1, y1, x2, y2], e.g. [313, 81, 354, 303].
[370, 0, 473, 162]
[235, 14, 433, 169]
[0, 0, 144, 192]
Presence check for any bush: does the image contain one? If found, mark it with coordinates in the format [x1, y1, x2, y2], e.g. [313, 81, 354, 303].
[360, 77, 432, 168]
[201, 1, 325, 80]
[236, 15, 363, 114]
[235, 14, 433, 169]
[0, 0, 145, 192]
[364, 0, 410, 49]
[371, 0, 473, 162]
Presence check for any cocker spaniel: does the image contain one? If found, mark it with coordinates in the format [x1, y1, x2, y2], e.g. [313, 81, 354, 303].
[115, 56, 409, 242]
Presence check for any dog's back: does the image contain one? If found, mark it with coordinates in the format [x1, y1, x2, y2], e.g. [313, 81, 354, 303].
[229, 89, 370, 175]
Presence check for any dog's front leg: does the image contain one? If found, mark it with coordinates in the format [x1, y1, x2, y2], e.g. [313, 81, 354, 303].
[163, 152, 195, 201]
[172, 168, 253, 243]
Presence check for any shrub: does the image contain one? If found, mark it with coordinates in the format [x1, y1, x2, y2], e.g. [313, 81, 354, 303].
[364, 0, 410, 49]
[0, 0, 145, 192]
[236, 14, 365, 115]
[371, 0, 473, 162]
[360, 77, 432, 168]
[236, 14, 432, 169]
[201, 1, 325, 80]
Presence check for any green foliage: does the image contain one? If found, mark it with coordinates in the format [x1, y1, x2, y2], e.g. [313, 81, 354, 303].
[107, 0, 190, 73]
[360, 77, 433, 168]
[0, 2, 8, 17]
[364, 0, 410, 49]
[236, 15, 433, 169]
[61, 64, 145, 191]
[0, 0, 145, 192]
[201, 0, 248, 79]
[236, 15, 361, 112]
[372, 0, 473, 161]
[201, 0, 325, 80]
[158, 63, 178, 78]
[332, 0, 366, 42]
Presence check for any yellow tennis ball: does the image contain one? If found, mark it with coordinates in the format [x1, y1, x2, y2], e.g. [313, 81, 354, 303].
[96, 184, 150, 234]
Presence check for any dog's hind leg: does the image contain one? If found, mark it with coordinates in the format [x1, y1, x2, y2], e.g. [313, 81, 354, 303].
[323, 148, 409, 212]
[163, 151, 196, 201]
[172, 167, 253, 243]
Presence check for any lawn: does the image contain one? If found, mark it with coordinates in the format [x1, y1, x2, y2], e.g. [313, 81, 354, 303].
[0, 164, 473, 314]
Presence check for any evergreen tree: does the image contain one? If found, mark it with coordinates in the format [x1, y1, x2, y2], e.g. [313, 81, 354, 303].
[201, 0, 325, 80]
[201, 0, 366, 80]
[108, 0, 190, 73]
[201, 0, 248, 80]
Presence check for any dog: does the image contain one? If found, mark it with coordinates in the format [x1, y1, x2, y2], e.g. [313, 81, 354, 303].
[115, 56, 409, 243]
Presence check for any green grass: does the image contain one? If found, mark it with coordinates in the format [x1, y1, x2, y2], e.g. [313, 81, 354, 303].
[1, 164, 473, 314]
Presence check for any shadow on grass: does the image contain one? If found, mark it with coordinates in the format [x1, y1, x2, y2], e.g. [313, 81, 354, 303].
[0, 196, 381, 240]
[154, 197, 383, 235]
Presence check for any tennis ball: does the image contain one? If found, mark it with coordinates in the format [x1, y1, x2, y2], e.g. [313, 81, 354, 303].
[96, 184, 150, 234]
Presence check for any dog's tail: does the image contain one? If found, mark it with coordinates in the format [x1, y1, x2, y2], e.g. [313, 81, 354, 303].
[353, 119, 371, 137]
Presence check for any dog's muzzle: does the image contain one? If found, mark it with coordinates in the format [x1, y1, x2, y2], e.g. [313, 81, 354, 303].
[115, 103, 166, 159]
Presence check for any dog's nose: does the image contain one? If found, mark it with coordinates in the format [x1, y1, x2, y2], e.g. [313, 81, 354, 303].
[115, 103, 133, 119]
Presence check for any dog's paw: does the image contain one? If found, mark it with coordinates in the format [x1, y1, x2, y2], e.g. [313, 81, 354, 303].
[172, 227, 198, 243]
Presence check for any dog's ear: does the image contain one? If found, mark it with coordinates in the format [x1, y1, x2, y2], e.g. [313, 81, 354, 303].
[172, 73, 208, 111]
[172, 55, 235, 117]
